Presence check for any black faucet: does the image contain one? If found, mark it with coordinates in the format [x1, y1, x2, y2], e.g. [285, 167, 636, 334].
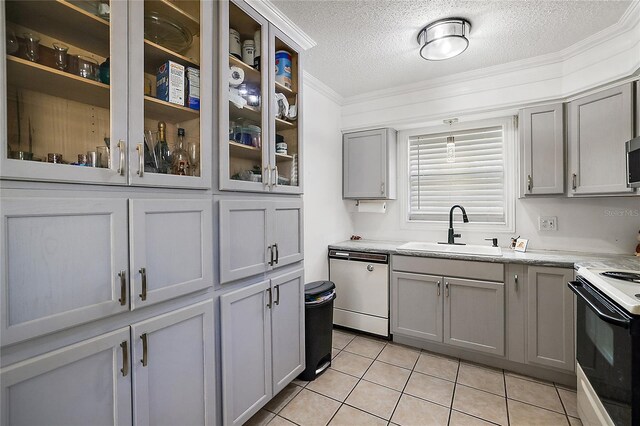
[446, 205, 469, 245]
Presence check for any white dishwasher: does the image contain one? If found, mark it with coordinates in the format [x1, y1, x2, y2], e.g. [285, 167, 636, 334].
[329, 250, 389, 337]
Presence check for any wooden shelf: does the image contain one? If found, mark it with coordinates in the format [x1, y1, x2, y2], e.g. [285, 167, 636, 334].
[276, 152, 294, 161]
[229, 141, 261, 161]
[229, 55, 260, 85]
[229, 102, 262, 124]
[275, 81, 296, 96]
[144, 39, 199, 74]
[6, 0, 110, 58]
[145, 0, 200, 36]
[144, 95, 199, 123]
[6, 55, 110, 108]
[275, 117, 297, 131]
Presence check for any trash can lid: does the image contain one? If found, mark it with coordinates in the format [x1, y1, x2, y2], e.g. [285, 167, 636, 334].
[305, 280, 335, 297]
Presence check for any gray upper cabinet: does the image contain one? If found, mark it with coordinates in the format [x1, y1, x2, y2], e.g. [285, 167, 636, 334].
[568, 83, 634, 195]
[520, 103, 565, 195]
[391, 272, 442, 342]
[526, 266, 575, 372]
[219, 198, 303, 284]
[343, 128, 397, 199]
[444, 278, 505, 356]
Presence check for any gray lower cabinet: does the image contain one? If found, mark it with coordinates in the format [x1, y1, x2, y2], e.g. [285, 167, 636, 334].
[1, 327, 132, 425]
[526, 266, 575, 371]
[568, 83, 634, 195]
[220, 268, 305, 425]
[219, 199, 303, 284]
[505, 264, 526, 363]
[391, 272, 442, 342]
[444, 278, 505, 356]
[520, 103, 565, 196]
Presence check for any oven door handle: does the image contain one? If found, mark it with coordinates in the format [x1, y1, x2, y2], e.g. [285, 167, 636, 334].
[568, 281, 631, 328]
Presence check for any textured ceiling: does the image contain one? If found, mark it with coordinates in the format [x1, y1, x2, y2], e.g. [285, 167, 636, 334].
[272, 0, 632, 98]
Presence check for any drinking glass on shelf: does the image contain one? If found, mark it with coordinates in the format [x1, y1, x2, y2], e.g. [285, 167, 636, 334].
[188, 140, 200, 177]
[53, 43, 69, 71]
[96, 146, 110, 168]
[23, 33, 40, 62]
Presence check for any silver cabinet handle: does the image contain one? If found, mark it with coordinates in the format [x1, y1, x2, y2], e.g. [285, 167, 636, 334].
[527, 175, 532, 192]
[264, 166, 272, 188]
[118, 270, 127, 306]
[274, 243, 279, 264]
[117, 140, 125, 176]
[366, 264, 374, 272]
[136, 143, 144, 177]
[268, 245, 273, 266]
[139, 267, 147, 301]
[266, 288, 272, 309]
[445, 282, 450, 297]
[120, 341, 129, 376]
[514, 274, 518, 291]
[380, 182, 385, 195]
[274, 285, 280, 306]
[140, 333, 148, 367]
[273, 166, 279, 187]
[572, 173, 577, 190]
[437, 281, 441, 296]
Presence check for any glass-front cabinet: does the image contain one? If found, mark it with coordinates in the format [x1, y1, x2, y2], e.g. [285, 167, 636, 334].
[1, 0, 211, 188]
[220, 0, 302, 194]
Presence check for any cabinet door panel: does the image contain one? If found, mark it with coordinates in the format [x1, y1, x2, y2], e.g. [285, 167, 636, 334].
[527, 266, 575, 371]
[391, 272, 442, 342]
[506, 264, 526, 363]
[219, 199, 269, 283]
[1, 328, 131, 426]
[129, 199, 213, 309]
[569, 84, 634, 194]
[220, 280, 272, 425]
[444, 278, 505, 356]
[271, 269, 305, 394]
[343, 129, 386, 198]
[0, 198, 129, 345]
[131, 300, 214, 426]
[521, 104, 564, 195]
[271, 200, 303, 269]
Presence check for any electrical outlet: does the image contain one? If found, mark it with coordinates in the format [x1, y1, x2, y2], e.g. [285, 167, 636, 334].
[539, 216, 558, 231]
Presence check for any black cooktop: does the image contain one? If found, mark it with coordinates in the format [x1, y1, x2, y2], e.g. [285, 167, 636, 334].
[601, 271, 640, 283]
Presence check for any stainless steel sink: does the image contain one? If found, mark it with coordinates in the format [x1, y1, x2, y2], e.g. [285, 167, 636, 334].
[397, 241, 502, 257]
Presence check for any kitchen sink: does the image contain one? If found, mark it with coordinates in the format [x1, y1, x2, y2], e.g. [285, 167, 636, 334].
[397, 241, 503, 257]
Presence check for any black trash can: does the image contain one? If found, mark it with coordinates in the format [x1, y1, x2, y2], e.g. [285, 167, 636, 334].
[298, 280, 336, 381]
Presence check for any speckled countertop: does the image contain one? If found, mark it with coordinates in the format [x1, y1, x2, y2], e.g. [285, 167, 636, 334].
[329, 240, 640, 270]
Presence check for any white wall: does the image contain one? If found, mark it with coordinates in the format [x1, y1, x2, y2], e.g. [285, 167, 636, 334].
[302, 80, 353, 281]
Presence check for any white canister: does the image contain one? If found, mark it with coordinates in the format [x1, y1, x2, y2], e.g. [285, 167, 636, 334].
[229, 28, 241, 58]
[253, 30, 261, 69]
[242, 40, 255, 65]
[275, 142, 287, 155]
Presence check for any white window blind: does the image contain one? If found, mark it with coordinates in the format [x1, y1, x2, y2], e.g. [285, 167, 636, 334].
[409, 126, 506, 223]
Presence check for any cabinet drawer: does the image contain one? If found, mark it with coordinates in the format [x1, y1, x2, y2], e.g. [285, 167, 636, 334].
[392, 255, 503, 282]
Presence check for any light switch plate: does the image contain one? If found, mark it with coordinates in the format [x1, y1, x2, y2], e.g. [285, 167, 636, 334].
[539, 216, 558, 231]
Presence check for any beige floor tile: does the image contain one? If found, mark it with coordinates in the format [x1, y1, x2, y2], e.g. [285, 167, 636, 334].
[279, 389, 340, 426]
[305, 368, 359, 401]
[568, 416, 583, 426]
[246, 409, 275, 426]
[414, 352, 459, 382]
[292, 378, 309, 387]
[345, 380, 401, 420]
[331, 348, 340, 359]
[328, 404, 387, 426]
[363, 360, 411, 391]
[343, 336, 386, 359]
[504, 370, 553, 386]
[449, 410, 496, 425]
[376, 343, 420, 369]
[331, 351, 374, 378]
[268, 416, 297, 426]
[508, 399, 569, 426]
[265, 383, 303, 414]
[404, 371, 455, 407]
[452, 384, 508, 425]
[390, 394, 450, 426]
[505, 375, 564, 413]
[558, 388, 578, 418]
[457, 362, 505, 396]
[332, 330, 356, 350]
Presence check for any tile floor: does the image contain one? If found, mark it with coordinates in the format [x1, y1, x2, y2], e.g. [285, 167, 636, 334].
[246, 328, 581, 426]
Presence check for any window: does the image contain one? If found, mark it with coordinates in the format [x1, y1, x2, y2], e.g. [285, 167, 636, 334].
[408, 125, 508, 224]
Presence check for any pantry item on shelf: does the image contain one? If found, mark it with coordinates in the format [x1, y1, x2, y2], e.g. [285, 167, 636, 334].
[229, 28, 242, 59]
[242, 40, 254, 65]
[77, 154, 88, 165]
[274, 93, 289, 119]
[290, 154, 298, 186]
[99, 57, 110, 84]
[188, 140, 199, 177]
[47, 153, 63, 164]
[23, 33, 40, 62]
[96, 146, 110, 168]
[143, 130, 160, 173]
[157, 61, 185, 106]
[245, 85, 261, 107]
[9, 151, 33, 161]
[171, 128, 191, 176]
[276, 142, 287, 155]
[253, 30, 261, 70]
[186, 67, 200, 110]
[87, 151, 98, 167]
[144, 12, 193, 52]
[229, 65, 244, 87]
[154, 121, 171, 174]
[239, 125, 261, 147]
[97, 0, 110, 20]
[6, 30, 18, 55]
[286, 95, 298, 121]
[76, 55, 100, 81]
[52, 43, 68, 71]
[144, 76, 154, 95]
[275, 50, 292, 89]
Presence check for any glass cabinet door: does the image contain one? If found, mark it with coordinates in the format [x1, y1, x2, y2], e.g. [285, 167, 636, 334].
[2, 0, 127, 184]
[220, 0, 269, 192]
[128, 0, 210, 188]
[269, 25, 302, 194]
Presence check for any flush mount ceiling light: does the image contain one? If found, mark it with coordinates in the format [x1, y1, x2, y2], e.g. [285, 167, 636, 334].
[417, 18, 471, 61]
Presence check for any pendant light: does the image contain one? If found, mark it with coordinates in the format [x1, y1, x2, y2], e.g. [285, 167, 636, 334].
[418, 18, 471, 61]
[444, 119, 458, 163]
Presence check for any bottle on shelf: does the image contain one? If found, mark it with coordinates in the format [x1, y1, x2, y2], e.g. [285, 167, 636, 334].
[172, 128, 191, 176]
[154, 121, 171, 174]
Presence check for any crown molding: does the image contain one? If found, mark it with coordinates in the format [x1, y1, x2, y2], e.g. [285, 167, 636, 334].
[303, 71, 344, 105]
[245, 0, 317, 50]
